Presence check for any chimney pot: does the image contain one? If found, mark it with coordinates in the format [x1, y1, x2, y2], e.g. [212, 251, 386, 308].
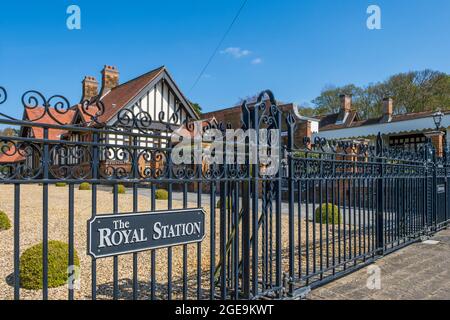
[339, 94, 352, 113]
[382, 97, 393, 122]
[101, 65, 119, 95]
[81, 76, 98, 101]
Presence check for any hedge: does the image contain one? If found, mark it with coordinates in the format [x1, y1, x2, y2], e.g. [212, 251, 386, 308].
[113, 184, 126, 194]
[314, 203, 341, 225]
[19, 240, 80, 290]
[155, 189, 168, 200]
[0, 211, 11, 231]
[78, 182, 91, 191]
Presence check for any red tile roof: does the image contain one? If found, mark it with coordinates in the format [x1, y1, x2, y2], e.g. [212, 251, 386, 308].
[0, 107, 77, 163]
[73, 104, 100, 124]
[19, 66, 197, 130]
[0, 147, 25, 163]
[201, 102, 298, 129]
[23, 107, 76, 139]
[94, 66, 165, 124]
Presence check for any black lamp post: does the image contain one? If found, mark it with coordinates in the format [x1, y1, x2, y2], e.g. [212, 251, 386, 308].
[433, 109, 444, 131]
[432, 109, 447, 159]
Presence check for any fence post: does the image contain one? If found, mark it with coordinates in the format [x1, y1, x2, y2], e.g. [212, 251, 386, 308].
[241, 102, 251, 299]
[286, 113, 296, 296]
[42, 127, 49, 300]
[275, 103, 283, 298]
[445, 145, 450, 223]
[424, 138, 434, 230]
[91, 132, 99, 300]
[251, 104, 259, 297]
[219, 136, 227, 299]
[431, 141, 437, 230]
[376, 133, 384, 254]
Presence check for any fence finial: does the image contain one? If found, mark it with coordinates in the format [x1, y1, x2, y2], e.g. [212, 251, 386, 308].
[257, 90, 276, 106]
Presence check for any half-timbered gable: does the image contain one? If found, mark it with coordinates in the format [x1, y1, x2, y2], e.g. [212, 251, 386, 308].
[82, 66, 199, 151]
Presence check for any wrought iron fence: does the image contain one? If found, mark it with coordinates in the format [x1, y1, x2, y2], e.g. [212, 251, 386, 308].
[0, 86, 448, 300]
[284, 124, 447, 296]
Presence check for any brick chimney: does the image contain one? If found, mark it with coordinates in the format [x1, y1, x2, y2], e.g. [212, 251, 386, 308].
[101, 65, 119, 95]
[81, 76, 98, 101]
[340, 94, 352, 113]
[382, 97, 393, 122]
[335, 94, 352, 125]
[295, 121, 312, 147]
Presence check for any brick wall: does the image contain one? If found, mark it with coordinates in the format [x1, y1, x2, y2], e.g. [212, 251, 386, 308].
[202, 102, 311, 147]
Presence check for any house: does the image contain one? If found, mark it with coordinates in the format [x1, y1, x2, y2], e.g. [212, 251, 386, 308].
[0, 65, 201, 177]
[300, 94, 449, 157]
[201, 101, 319, 147]
[0, 106, 76, 171]
[77, 65, 198, 126]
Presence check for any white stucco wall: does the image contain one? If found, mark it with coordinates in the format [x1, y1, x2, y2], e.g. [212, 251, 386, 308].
[313, 114, 450, 141]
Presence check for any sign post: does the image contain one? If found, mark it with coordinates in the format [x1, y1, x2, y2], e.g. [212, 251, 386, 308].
[88, 208, 205, 259]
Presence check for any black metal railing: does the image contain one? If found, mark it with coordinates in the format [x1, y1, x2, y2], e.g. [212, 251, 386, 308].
[284, 119, 448, 296]
[0, 86, 448, 300]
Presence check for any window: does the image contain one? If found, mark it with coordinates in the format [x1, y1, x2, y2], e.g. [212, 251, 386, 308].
[389, 133, 426, 151]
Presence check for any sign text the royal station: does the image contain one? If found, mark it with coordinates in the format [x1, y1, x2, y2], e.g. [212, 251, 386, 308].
[88, 209, 205, 259]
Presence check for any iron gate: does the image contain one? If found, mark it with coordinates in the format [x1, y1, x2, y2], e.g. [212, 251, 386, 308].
[0, 87, 449, 300]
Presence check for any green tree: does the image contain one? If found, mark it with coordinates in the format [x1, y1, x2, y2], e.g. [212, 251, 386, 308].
[311, 70, 450, 119]
[382, 70, 450, 114]
[189, 102, 202, 116]
[0, 127, 17, 137]
[297, 106, 317, 117]
[312, 84, 364, 115]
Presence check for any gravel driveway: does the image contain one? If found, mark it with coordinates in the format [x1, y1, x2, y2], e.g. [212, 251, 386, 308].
[0, 184, 339, 300]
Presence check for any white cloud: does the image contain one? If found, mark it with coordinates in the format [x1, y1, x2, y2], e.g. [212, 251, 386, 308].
[251, 58, 263, 65]
[220, 47, 251, 59]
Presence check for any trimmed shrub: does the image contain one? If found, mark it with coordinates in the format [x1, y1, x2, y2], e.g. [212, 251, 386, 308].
[78, 182, 91, 191]
[19, 240, 80, 290]
[155, 189, 169, 200]
[216, 198, 232, 209]
[113, 184, 126, 194]
[55, 182, 67, 187]
[315, 203, 341, 225]
[0, 211, 11, 231]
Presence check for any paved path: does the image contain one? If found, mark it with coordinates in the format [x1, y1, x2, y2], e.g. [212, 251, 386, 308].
[308, 228, 450, 300]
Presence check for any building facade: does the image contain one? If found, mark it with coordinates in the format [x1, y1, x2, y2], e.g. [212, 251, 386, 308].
[0, 65, 200, 175]
[201, 101, 319, 147]
[298, 94, 449, 156]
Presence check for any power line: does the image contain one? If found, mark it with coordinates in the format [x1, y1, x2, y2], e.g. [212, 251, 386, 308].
[188, 0, 248, 94]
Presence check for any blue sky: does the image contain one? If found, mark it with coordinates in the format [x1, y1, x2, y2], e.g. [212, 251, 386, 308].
[1, 0, 450, 119]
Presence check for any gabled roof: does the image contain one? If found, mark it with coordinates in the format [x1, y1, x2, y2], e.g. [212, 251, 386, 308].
[319, 110, 360, 131]
[0, 107, 75, 163]
[74, 104, 96, 124]
[95, 66, 165, 124]
[22, 107, 75, 140]
[87, 66, 199, 125]
[0, 146, 25, 163]
[14, 66, 197, 134]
